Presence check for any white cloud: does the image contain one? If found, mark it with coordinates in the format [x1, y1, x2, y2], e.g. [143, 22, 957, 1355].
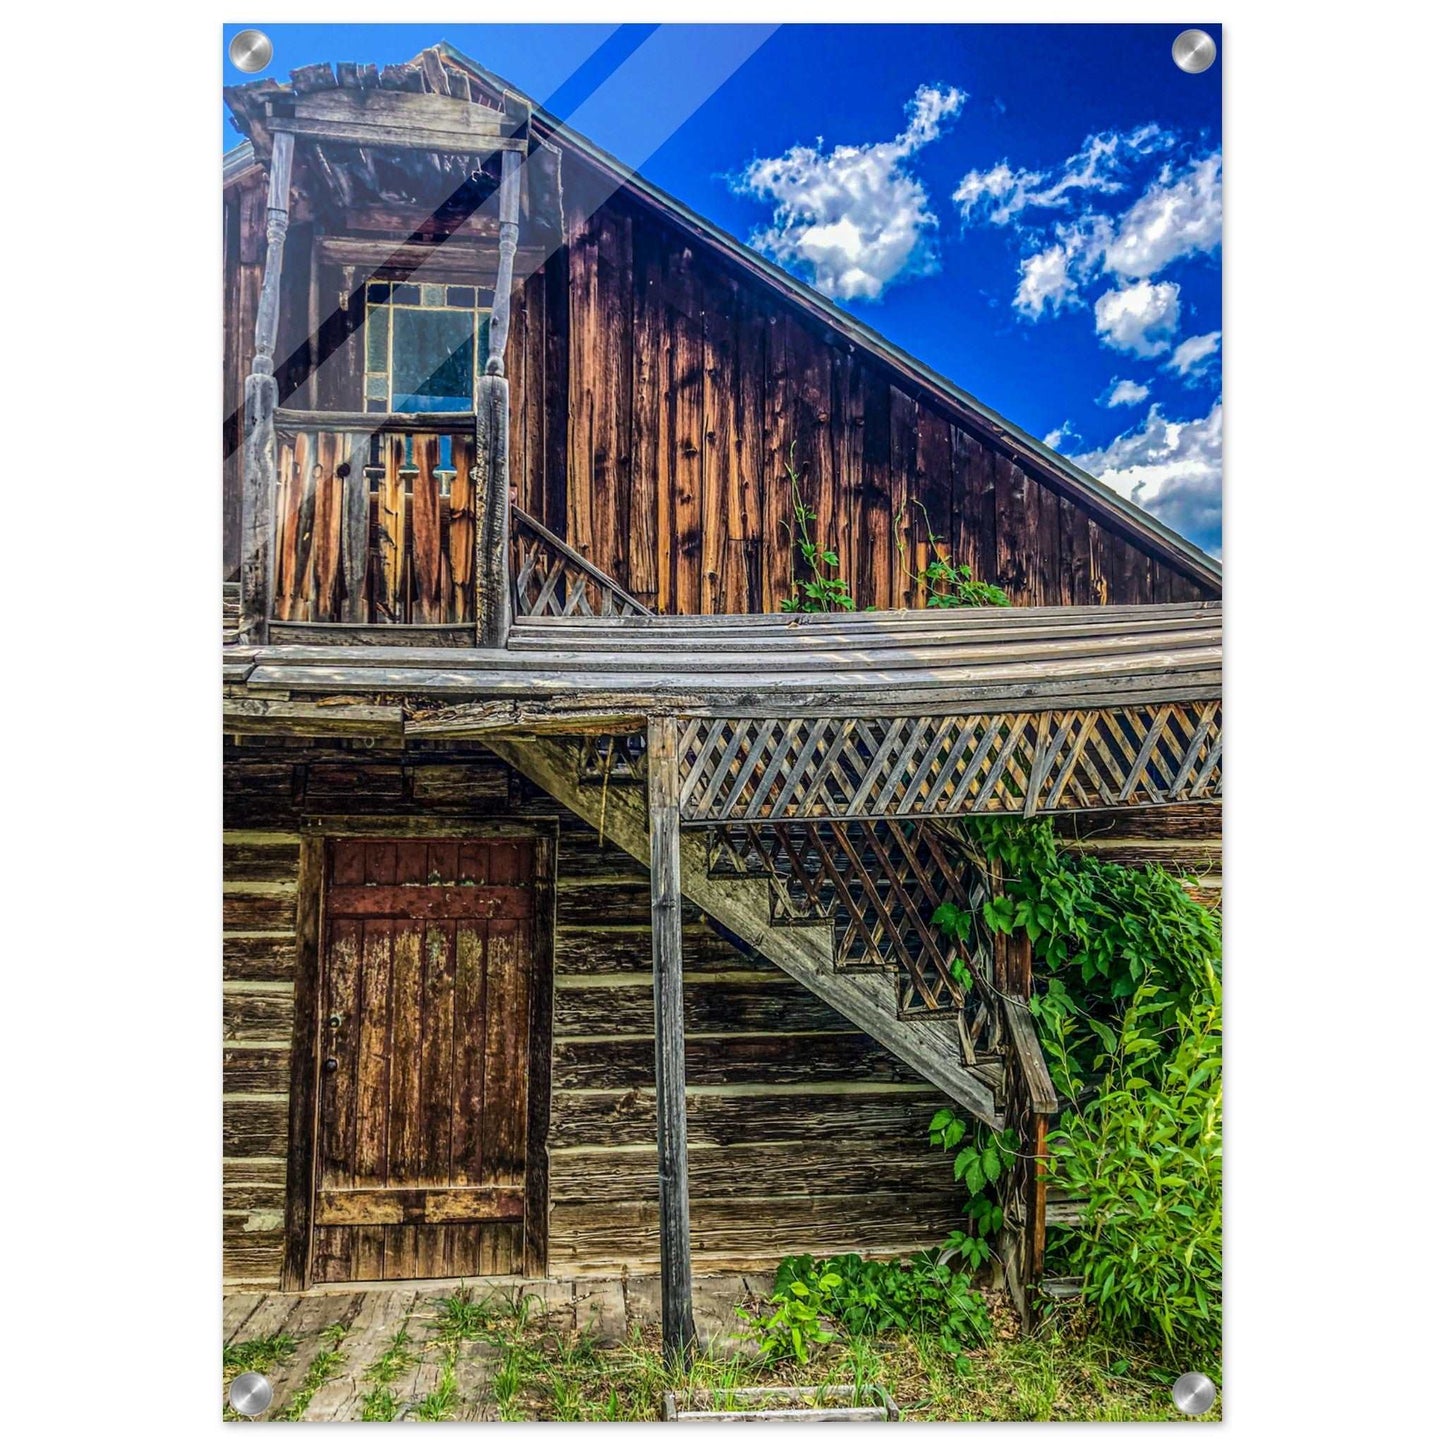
[1012, 215, 1111, 318]
[954, 125, 1172, 226]
[735, 84, 966, 301]
[1103, 378, 1150, 408]
[1104, 153, 1222, 280]
[1166, 330, 1222, 380]
[1043, 421, 1085, 452]
[974, 137, 1221, 354]
[1014, 244, 1076, 318]
[1094, 279, 1181, 357]
[1070, 401, 1223, 551]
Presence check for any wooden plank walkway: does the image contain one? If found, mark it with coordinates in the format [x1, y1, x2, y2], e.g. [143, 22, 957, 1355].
[223, 1274, 762, 1421]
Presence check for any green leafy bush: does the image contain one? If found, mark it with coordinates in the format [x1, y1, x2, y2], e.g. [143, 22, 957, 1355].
[1046, 970, 1222, 1358]
[749, 1252, 993, 1365]
[750, 1263, 842, 1363]
[970, 818, 1219, 1008]
[936, 817, 1222, 1359]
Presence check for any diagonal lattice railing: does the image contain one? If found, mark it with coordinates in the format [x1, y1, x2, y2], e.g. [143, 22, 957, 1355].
[677, 703, 1221, 823]
[706, 819, 1000, 1041]
[511, 507, 651, 619]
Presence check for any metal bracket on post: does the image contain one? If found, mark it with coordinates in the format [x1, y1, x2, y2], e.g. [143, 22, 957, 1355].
[647, 712, 698, 1363]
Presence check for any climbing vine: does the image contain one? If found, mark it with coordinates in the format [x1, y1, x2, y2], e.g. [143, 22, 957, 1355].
[938, 817, 1223, 1356]
[778, 447, 857, 613]
[897, 504, 1011, 609]
[778, 452, 1010, 613]
[773, 446, 1222, 1356]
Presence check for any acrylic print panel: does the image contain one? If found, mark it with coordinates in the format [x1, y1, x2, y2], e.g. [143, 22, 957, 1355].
[221, 22, 1221, 1422]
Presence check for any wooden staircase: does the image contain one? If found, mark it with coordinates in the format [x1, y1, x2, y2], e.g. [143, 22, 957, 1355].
[486, 732, 1003, 1126]
[488, 528, 1066, 1316]
[486, 729, 1066, 1319]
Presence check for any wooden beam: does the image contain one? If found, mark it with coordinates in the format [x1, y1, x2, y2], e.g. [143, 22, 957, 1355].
[648, 713, 698, 1362]
[223, 698, 404, 740]
[314, 236, 545, 281]
[239, 130, 295, 644]
[475, 148, 524, 649]
[283, 85, 530, 153]
[276, 407, 475, 434]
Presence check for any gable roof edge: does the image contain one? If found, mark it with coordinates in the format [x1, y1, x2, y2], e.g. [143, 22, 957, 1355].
[437, 42, 1220, 591]
[223, 41, 1222, 591]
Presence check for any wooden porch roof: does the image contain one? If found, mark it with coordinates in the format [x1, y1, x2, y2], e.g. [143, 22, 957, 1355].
[227, 601, 1220, 718]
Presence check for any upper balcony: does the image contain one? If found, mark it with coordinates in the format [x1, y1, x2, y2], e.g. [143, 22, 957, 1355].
[243, 408, 648, 648]
[224, 48, 587, 648]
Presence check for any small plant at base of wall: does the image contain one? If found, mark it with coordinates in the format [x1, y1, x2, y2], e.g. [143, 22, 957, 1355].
[743, 1251, 993, 1367]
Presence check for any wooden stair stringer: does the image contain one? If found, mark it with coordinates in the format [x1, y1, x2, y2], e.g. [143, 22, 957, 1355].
[486, 733, 1001, 1128]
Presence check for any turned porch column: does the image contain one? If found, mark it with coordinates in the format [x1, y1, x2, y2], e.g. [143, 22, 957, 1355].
[475, 146, 523, 648]
[239, 130, 295, 644]
[647, 712, 698, 1362]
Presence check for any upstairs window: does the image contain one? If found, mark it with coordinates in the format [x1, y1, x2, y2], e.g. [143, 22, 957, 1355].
[364, 282, 493, 414]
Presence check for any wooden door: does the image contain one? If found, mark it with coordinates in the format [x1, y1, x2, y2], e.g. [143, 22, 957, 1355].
[309, 836, 538, 1282]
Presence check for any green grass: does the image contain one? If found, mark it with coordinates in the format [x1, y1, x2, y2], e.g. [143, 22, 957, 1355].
[222, 1332, 297, 1377]
[412, 1351, 461, 1421]
[275, 1321, 350, 1421]
[359, 1385, 401, 1422]
[221, 1287, 1219, 1422]
[431, 1287, 495, 1344]
[454, 1300, 1221, 1423]
[221, 1332, 298, 1421]
[358, 1323, 415, 1423]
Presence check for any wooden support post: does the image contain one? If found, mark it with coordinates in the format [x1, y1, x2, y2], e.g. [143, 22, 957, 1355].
[475, 147, 523, 648]
[647, 712, 697, 1362]
[240, 130, 295, 644]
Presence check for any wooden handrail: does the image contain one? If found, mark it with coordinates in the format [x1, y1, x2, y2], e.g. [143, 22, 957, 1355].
[998, 994, 1059, 1118]
[996, 992, 1058, 1324]
[512, 506, 652, 618]
[274, 408, 476, 435]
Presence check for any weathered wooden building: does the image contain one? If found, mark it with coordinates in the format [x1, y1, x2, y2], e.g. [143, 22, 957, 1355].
[222, 45, 1222, 1348]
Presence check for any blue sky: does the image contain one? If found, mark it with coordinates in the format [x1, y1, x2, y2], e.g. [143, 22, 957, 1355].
[225, 23, 1223, 554]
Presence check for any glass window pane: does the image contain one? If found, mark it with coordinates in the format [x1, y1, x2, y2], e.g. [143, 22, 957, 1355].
[366, 281, 390, 304]
[390, 283, 421, 307]
[365, 307, 389, 373]
[392, 306, 475, 412]
[421, 283, 447, 308]
[365, 374, 389, 400]
[446, 286, 475, 309]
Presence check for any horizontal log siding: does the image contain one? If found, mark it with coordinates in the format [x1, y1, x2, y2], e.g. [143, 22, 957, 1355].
[221, 739, 977, 1284]
[546, 822, 972, 1275]
[1055, 802, 1222, 910]
[223, 743, 1222, 1286]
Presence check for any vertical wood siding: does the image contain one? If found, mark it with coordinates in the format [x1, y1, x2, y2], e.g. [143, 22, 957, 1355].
[222, 165, 1216, 609]
[557, 187, 1216, 613]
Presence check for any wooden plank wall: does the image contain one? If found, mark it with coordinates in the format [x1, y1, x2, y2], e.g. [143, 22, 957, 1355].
[222, 739, 980, 1288]
[556, 184, 1218, 615]
[224, 162, 1216, 609]
[1055, 802, 1222, 914]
